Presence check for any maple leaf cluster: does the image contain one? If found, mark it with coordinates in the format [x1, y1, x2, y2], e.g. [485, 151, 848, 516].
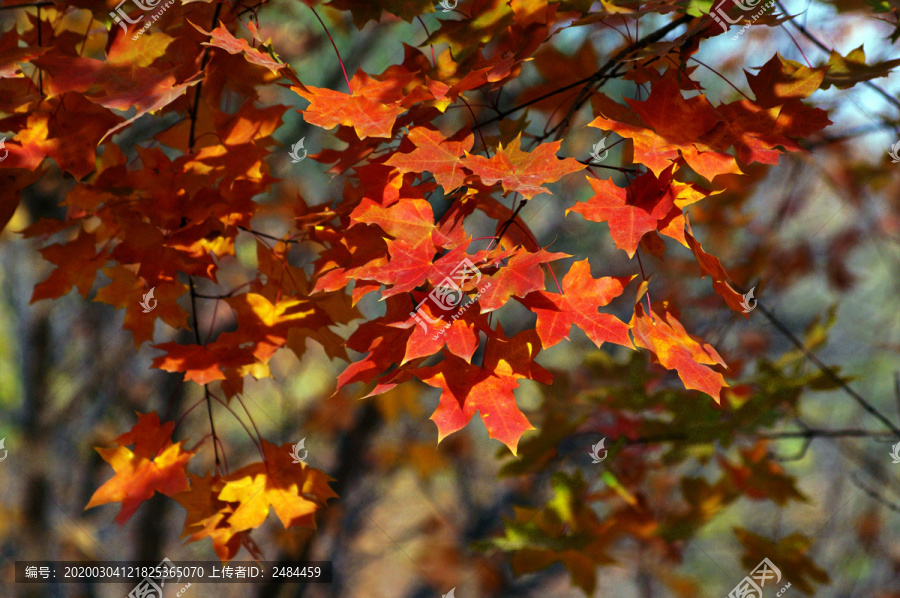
[2, 0, 873, 579]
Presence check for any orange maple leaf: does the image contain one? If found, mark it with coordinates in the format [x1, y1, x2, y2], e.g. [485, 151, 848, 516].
[588, 69, 742, 181]
[196, 21, 288, 76]
[292, 72, 407, 139]
[684, 221, 747, 316]
[174, 472, 244, 561]
[568, 165, 679, 258]
[462, 135, 585, 199]
[415, 330, 552, 455]
[31, 229, 107, 303]
[519, 259, 634, 350]
[93, 265, 189, 347]
[151, 342, 244, 385]
[216, 440, 337, 534]
[630, 300, 729, 402]
[385, 126, 474, 191]
[85, 412, 195, 525]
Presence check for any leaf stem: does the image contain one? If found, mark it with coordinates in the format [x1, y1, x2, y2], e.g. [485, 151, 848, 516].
[689, 56, 752, 101]
[209, 390, 265, 461]
[188, 0, 225, 154]
[303, 0, 352, 93]
[190, 276, 222, 473]
[635, 250, 653, 323]
[415, 15, 436, 68]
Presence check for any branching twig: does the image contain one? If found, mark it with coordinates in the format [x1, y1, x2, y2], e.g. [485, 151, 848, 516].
[621, 427, 895, 446]
[188, 0, 225, 154]
[473, 14, 694, 133]
[753, 300, 900, 437]
[0, 1, 54, 10]
[774, 0, 900, 112]
[238, 225, 303, 244]
[549, 14, 695, 141]
[491, 194, 528, 249]
[805, 122, 899, 149]
[850, 473, 900, 513]
[189, 276, 221, 472]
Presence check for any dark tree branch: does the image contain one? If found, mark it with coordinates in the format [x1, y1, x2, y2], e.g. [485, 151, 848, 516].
[188, 0, 225, 154]
[189, 276, 221, 472]
[621, 427, 895, 446]
[0, 1, 54, 11]
[251, 401, 383, 598]
[472, 14, 694, 133]
[752, 300, 900, 437]
[894, 371, 900, 427]
[548, 14, 695, 141]
[806, 122, 900, 149]
[851, 473, 900, 513]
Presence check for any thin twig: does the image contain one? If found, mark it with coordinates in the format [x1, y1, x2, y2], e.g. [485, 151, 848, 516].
[189, 276, 221, 472]
[471, 15, 693, 133]
[0, 1, 54, 10]
[805, 122, 898, 148]
[303, 0, 352, 92]
[621, 427, 895, 446]
[415, 15, 436, 68]
[549, 14, 695, 141]
[188, 1, 225, 154]
[491, 195, 527, 249]
[774, 1, 900, 111]
[850, 473, 900, 513]
[238, 225, 302, 244]
[689, 56, 752, 101]
[750, 298, 900, 437]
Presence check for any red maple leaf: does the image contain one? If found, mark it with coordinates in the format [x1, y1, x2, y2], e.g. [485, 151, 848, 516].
[568, 165, 678, 258]
[518, 258, 634, 350]
[589, 69, 741, 181]
[462, 134, 585, 199]
[415, 329, 551, 455]
[630, 300, 729, 402]
[292, 71, 407, 139]
[85, 412, 195, 524]
[385, 126, 474, 191]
